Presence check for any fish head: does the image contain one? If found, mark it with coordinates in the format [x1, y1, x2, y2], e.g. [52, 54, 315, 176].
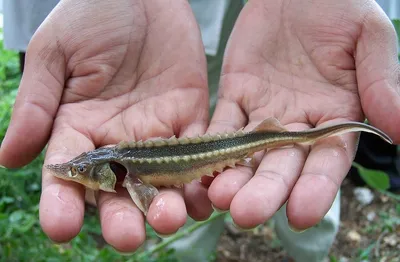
[46, 151, 117, 193]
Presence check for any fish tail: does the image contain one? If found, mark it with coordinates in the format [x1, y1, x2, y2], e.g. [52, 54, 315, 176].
[292, 122, 393, 145]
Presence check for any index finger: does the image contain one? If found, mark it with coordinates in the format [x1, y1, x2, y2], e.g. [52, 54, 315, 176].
[0, 23, 65, 168]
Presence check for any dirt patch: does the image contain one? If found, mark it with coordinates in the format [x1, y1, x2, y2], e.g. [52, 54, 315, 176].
[216, 178, 400, 262]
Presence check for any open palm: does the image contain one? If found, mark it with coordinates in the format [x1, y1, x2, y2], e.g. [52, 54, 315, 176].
[0, 0, 211, 252]
[207, 0, 400, 230]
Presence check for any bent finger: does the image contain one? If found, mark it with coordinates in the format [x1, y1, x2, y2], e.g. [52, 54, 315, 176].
[146, 187, 187, 236]
[40, 126, 93, 242]
[206, 97, 249, 209]
[180, 118, 213, 220]
[0, 24, 65, 167]
[356, 4, 400, 143]
[98, 189, 146, 253]
[286, 119, 359, 230]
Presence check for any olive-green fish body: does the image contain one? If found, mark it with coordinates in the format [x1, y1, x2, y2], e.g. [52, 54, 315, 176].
[46, 117, 393, 214]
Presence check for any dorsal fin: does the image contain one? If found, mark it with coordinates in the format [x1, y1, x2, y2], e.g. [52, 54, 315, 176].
[117, 128, 249, 150]
[253, 117, 287, 133]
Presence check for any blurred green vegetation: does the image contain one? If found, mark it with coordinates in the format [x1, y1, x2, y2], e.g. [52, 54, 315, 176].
[0, 18, 400, 262]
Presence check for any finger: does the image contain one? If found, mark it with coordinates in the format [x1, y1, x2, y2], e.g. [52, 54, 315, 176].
[146, 188, 187, 236]
[286, 119, 359, 230]
[98, 189, 146, 253]
[228, 123, 309, 229]
[184, 181, 213, 221]
[39, 127, 92, 242]
[180, 118, 213, 220]
[206, 95, 250, 208]
[208, 167, 254, 212]
[208, 97, 248, 134]
[0, 26, 65, 168]
[356, 3, 400, 143]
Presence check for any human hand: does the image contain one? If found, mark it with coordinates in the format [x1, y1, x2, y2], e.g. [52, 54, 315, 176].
[207, 0, 400, 231]
[0, 0, 211, 252]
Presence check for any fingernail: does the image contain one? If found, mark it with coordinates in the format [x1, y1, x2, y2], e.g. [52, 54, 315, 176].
[288, 223, 308, 233]
[48, 239, 64, 245]
[154, 231, 174, 239]
[0, 165, 6, 169]
[114, 250, 138, 256]
[114, 240, 146, 255]
[232, 221, 257, 232]
[211, 203, 228, 213]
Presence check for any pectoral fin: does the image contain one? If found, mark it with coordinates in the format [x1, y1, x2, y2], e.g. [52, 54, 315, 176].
[122, 174, 159, 215]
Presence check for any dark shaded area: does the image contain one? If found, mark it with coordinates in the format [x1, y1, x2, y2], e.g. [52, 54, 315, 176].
[19, 52, 25, 73]
[109, 161, 127, 184]
[349, 132, 400, 192]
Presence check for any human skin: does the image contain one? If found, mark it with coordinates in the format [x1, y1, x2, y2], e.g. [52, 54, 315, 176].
[0, 0, 212, 253]
[206, 0, 400, 231]
[0, 0, 399, 255]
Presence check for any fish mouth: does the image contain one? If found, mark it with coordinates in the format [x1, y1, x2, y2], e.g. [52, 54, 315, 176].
[45, 163, 72, 178]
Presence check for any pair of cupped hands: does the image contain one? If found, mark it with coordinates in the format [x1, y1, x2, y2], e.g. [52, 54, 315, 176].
[0, 0, 399, 253]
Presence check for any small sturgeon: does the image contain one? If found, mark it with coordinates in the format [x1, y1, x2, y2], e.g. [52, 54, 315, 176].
[46, 117, 393, 214]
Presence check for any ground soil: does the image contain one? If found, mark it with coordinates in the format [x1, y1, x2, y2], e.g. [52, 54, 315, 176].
[215, 178, 400, 262]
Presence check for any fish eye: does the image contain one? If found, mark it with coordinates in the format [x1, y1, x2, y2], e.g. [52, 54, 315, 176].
[70, 165, 86, 175]
[77, 165, 86, 173]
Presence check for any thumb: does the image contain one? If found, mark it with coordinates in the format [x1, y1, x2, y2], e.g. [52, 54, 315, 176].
[0, 19, 65, 168]
[356, 3, 400, 144]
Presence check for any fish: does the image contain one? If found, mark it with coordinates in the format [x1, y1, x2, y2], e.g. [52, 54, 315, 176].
[46, 117, 393, 214]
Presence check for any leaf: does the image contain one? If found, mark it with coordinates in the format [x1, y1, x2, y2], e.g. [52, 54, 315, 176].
[0, 196, 15, 211]
[9, 210, 25, 223]
[351, 162, 390, 191]
[357, 243, 375, 260]
[392, 19, 400, 60]
[15, 214, 37, 233]
[329, 255, 339, 262]
[392, 19, 400, 39]
[0, 197, 14, 204]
